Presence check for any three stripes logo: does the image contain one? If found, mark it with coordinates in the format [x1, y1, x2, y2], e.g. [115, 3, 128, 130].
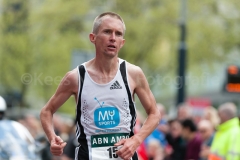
[110, 81, 122, 90]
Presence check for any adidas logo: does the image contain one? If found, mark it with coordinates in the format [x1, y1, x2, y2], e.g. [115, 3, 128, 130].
[110, 81, 122, 90]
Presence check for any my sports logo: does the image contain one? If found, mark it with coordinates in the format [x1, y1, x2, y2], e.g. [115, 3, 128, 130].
[94, 97, 120, 129]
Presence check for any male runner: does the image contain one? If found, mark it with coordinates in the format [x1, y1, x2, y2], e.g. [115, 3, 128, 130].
[40, 12, 160, 160]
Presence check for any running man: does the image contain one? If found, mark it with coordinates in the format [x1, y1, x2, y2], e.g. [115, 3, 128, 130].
[40, 12, 160, 160]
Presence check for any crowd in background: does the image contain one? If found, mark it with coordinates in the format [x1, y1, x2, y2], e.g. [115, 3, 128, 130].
[1, 101, 240, 160]
[136, 102, 240, 160]
[16, 114, 78, 160]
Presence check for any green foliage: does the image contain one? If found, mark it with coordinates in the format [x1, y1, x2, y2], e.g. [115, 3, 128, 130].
[0, 0, 31, 106]
[27, 0, 93, 113]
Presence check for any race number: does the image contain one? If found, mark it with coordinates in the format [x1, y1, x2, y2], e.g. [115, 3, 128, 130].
[91, 133, 129, 160]
[107, 146, 118, 158]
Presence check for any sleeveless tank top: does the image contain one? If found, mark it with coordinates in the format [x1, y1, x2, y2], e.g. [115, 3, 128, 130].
[75, 58, 138, 160]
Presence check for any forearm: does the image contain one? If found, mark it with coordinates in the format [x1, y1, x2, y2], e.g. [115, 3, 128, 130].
[40, 106, 56, 142]
[133, 111, 160, 144]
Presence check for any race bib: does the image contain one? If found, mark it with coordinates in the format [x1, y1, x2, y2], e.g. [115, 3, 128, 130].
[91, 133, 130, 160]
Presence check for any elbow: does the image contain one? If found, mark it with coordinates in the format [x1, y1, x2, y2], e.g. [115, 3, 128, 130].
[40, 106, 52, 121]
[40, 107, 46, 121]
[149, 109, 161, 127]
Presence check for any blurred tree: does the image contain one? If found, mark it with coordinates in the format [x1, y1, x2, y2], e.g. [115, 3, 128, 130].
[113, 0, 179, 71]
[188, 0, 240, 68]
[185, 0, 240, 96]
[27, 0, 92, 113]
[0, 0, 31, 107]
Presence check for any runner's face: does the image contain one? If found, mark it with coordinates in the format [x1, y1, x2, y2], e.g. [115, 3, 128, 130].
[90, 16, 125, 58]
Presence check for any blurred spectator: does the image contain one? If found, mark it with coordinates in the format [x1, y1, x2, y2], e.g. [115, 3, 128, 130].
[62, 120, 79, 160]
[203, 107, 220, 129]
[181, 119, 203, 160]
[147, 139, 164, 160]
[22, 114, 44, 138]
[165, 119, 186, 160]
[53, 115, 64, 136]
[198, 120, 215, 160]
[209, 102, 240, 160]
[0, 96, 6, 120]
[52, 115, 73, 160]
[177, 103, 192, 121]
[62, 130, 78, 160]
[157, 103, 168, 121]
[18, 114, 50, 160]
[239, 115, 240, 126]
[37, 136, 52, 160]
[53, 115, 73, 155]
[0, 96, 38, 160]
[135, 111, 148, 160]
[137, 142, 148, 160]
[157, 103, 169, 134]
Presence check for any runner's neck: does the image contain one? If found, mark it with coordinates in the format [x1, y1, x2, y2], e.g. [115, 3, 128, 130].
[91, 56, 119, 76]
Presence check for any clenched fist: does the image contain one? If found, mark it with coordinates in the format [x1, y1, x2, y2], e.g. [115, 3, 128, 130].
[50, 136, 67, 156]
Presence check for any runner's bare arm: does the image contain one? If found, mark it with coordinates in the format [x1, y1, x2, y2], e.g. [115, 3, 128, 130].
[115, 64, 160, 160]
[131, 66, 160, 143]
[40, 69, 78, 143]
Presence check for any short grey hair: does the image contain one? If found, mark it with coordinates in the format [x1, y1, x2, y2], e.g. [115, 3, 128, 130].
[219, 102, 237, 119]
[92, 12, 126, 35]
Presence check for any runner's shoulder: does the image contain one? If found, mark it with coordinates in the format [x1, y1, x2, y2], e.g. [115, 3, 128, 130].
[126, 62, 145, 78]
[62, 68, 78, 87]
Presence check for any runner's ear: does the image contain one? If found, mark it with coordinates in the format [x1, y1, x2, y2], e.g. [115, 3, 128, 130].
[120, 39, 125, 48]
[89, 33, 96, 44]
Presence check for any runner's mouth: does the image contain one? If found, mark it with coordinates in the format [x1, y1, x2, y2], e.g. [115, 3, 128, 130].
[107, 45, 116, 49]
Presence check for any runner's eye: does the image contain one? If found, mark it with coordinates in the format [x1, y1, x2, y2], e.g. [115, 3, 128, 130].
[116, 31, 123, 37]
[104, 30, 111, 34]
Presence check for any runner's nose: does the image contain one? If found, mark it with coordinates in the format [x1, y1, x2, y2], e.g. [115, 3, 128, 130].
[110, 33, 116, 42]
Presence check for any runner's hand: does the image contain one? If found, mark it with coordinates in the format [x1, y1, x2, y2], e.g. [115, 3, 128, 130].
[114, 136, 140, 160]
[50, 136, 67, 156]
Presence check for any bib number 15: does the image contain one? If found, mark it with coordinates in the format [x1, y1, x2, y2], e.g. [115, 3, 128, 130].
[107, 146, 118, 158]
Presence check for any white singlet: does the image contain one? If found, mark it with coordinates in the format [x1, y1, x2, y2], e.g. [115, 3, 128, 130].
[75, 58, 138, 160]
